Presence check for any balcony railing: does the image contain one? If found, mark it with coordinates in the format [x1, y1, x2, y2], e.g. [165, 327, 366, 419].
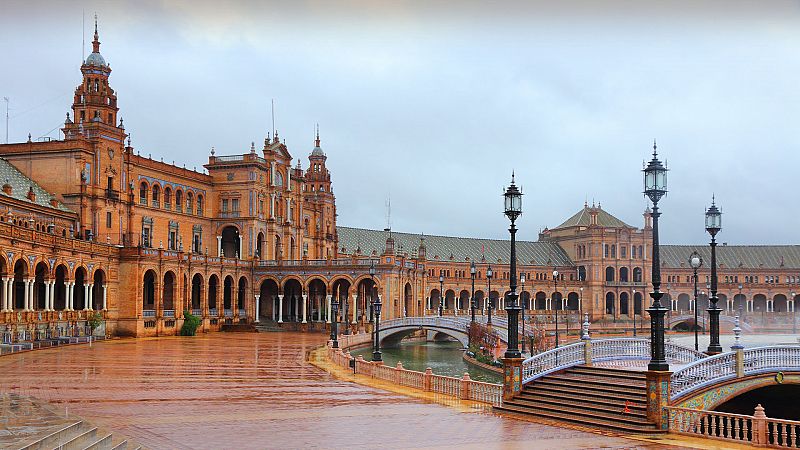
[209, 308, 218, 316]
[224, 309, 233, 317]
[238, 308, 246, 316]
[143, 309, 156, 318]
[164, 310, 175, 318]
[105, 189, 120, 200]
[191, 309, 202, 316]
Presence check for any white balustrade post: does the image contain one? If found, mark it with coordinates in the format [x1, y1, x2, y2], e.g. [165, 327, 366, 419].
[277, 294, 284, 323]
[254, 294, 260, 323]
[326, 294, 332, 323]
[352, 294, 358, 324]
[301, 294, 308, 324]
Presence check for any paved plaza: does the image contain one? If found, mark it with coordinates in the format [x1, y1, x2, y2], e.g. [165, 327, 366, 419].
[0, 332, 726, 449]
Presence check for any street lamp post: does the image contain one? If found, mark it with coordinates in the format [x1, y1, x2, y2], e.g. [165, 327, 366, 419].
[342, 284, 350, 336]
[520, 273, 526, 354]
[438, 271, 444, 317]
[633, 289, 637, 337]
[643, 141, 669, 372]
[470, 261, 477, 325]
[705, 197, 723, 355]
[792, 291, 796, 334]
[689, 251, 703, 351]
[487, 265, 493, 326]
[369, 261, 382, 361]
[503, 173, 523, 359]
[330, 295, 339, 348]
[553, 269, 559, 348]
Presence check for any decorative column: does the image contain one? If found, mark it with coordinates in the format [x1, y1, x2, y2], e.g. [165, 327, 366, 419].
[277, 294, 284, 323]
[254, 294, 260, 323]
[44, 281, 51, 311]
[87, 283, 94, 311]
[316, 295, 322, 322]
[352, 294, 358, 324]
[217, 236, 222, 257]
[65, 282, 72, 311]
[24, 279, 32, 311]
[83, 283, 90, 311]
[326, 294, 332, 323]
[1, 277, 7, 312]
[301, 294, 308, 324]
[102, 285, 107, 311]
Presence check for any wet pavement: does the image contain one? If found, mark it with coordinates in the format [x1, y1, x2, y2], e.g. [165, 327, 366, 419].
[0, 332, 699, 449]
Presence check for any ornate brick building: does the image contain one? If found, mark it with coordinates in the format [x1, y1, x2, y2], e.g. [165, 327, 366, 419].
[1, 22, 798, 343]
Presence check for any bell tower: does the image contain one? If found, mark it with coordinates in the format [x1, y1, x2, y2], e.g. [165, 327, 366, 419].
[70, 16, 119, 128]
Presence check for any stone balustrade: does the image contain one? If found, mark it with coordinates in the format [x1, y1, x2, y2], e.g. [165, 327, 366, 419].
[667, 405, 800, 448]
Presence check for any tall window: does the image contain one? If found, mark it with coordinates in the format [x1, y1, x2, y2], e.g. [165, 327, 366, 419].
[164, 187, 172, 209]
[139, 182, 148, 205]
[152, 184, 161, 207]
[197, 195, 204, 216]
[222, 199, 229, 213]
[106, 212, 112, 228]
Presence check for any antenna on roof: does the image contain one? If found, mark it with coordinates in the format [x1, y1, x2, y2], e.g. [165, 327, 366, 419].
[385, 194, 392, 232]
[271, 99, 275, 138]
[82, 10, 85, 63]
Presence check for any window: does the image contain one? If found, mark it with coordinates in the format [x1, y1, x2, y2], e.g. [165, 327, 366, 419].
[164, 187, 172, 209]
[152, 184, 161, 207]
[621, 246, 626, 259]
[638, 246, 643, 259]
[107, 176, 113, 191]
[168, 220, 179, 250]
[192, 224, 202, 254]
[197, 195, 204, 216]
[176, 190, 183, 213]
[604, 244, 609, 258]
[141, 217, 153, 248]
[232, 198, 239, 212]
[222, 199, 229, 213]
[611, 245, 616, 258]
[139, 182, 148, 205]
[106, 212, 112, 228]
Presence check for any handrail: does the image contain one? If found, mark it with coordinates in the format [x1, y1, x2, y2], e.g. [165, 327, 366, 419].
[522, 341, 585, 384]
[670, 345, 800, 401]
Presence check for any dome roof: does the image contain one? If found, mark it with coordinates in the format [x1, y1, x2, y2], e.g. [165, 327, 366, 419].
[311, 145, 325, 157]
[85, 51, 107, 67]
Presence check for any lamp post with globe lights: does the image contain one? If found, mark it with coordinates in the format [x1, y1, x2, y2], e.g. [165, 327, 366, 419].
[553, 269, 560, 348]
[487, 265, 493, 326]
[643, 141, 669, 372]
[502, 173, 523, 359]
[438, 271, 444, 317]
[520, 273, 526, 354]
[689, 251, 703, 351]
[705, 197, 723, 355]
[470, 261, 477, 324]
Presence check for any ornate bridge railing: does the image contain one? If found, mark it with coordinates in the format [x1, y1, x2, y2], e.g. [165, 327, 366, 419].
[522, 337, 706, 385]
[670, 345, 800, 401]
[667, 405, 800, 448]
[379, 316, 508, 343]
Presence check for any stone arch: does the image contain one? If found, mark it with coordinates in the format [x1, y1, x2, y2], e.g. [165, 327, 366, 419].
[634, 291, 644, 315]
[520, 290, 531, 310]
[151, 182, 161, 205]
[620, 291, 630, 316]
[139, 180, 149, 205]
[605, 292, 616, 315]
[282, 278, 303, 322]
[259, 278, 279, 320]
[551, 291, 563, 310]
[753, 293, 767, 313]
[305, 276, 329, 290]
[256, 231, 265, 260]
[163, 271, 176, 311]
[73, 266, 87, 310]
[220, 225, 241, 259]
[191, 273, 204, 310]
[34, 261, 49, 310]
[535, 291, 547, 310]
[307, 278, 327, 322]
[445, 289, 456, 311]
[237, 276, 248, 310]
[356, 277, 378, 322]
[566, 292, 580, 311]
[605, 266, 615, 282]
[677, 293, 691, 311]
[223, 275, 235, 310]
[458, 289, 470, 312]
[54, 264, 68, 310]
[773, 294, 788, 313]
[619, 267, 629, 283]
[474, 290, 485, 309]
[405, 283, 414, 316]
[633, 267, 643, 283]
[143, 269, 157, 311]
[208, 274, 219, 310]
[733, 293, 747, 312]
[92, 268, 106, 310]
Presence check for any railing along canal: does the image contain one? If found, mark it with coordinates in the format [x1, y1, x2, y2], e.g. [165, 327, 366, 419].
[667, 405, 800, 448]
[328, 331, 502, 406]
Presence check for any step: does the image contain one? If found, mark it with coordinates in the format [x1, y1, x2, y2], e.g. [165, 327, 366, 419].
[18, 421, 85, 450]
[523, 383, 645, 403]
[557, 372, 648, 387]
[83, 433, 114, 450]
[534, 378, 646, 397]
[503, 398, 655, 427]
[110, 440, 128, 450]
[63, 427, 98, 450]
[566, 366, 647, 380]
[495, 403, 661, 433]
[518, 392, 648, 417]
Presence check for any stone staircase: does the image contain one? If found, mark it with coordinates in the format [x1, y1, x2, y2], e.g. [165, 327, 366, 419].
[496, 366, 662, 433]
[17, 420, 140, 450]
[254, 319, 285, 332]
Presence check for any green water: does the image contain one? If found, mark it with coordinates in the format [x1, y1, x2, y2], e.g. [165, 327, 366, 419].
[352, 339, 502, 384]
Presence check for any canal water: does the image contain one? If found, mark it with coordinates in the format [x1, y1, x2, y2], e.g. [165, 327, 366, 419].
[352, 340, 502, 383]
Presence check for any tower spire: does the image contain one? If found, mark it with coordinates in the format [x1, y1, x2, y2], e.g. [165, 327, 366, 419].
[92, 14, 100, 53]
[315, 123, 320, 147]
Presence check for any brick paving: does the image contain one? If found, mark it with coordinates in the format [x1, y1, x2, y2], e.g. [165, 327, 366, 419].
[0, 332, 684, 449]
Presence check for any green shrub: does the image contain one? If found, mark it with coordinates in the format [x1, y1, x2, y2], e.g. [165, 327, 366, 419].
[88, 312, 103, 333]
[180, 310, 201, 336]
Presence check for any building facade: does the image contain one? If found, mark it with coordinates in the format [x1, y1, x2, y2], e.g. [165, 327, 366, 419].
[1, 23, 799, 343]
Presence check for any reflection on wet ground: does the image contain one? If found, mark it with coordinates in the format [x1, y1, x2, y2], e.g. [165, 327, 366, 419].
[0, 332, 682, 449]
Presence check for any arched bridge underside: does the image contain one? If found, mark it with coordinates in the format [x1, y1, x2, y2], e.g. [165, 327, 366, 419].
[377, 317, 508, 349]
[673, 372, 800, 410]
[667, 314, 753, 332]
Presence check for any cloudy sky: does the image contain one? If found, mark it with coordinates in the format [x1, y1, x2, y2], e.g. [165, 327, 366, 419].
[2, 1, 799, 245]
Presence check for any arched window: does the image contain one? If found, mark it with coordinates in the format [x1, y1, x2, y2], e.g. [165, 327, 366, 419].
[139, 182, 148, 205]
[151, 184, 161, 207]
[197, 195, 204, 216]
[605, 266, 615, 282]
[164, 187, 172, 209]
[175, 190, 183, 213]
[186, 192, 194, 214]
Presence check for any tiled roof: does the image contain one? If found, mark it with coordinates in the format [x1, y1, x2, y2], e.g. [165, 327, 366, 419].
[0, 158, 72, 212]
[554, 205, 633, 229]
[336, 226, 574, 266]
[661, 245, 800, 270]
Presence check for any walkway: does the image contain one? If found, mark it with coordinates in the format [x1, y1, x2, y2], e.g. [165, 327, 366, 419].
[0, 332, 691, 449]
